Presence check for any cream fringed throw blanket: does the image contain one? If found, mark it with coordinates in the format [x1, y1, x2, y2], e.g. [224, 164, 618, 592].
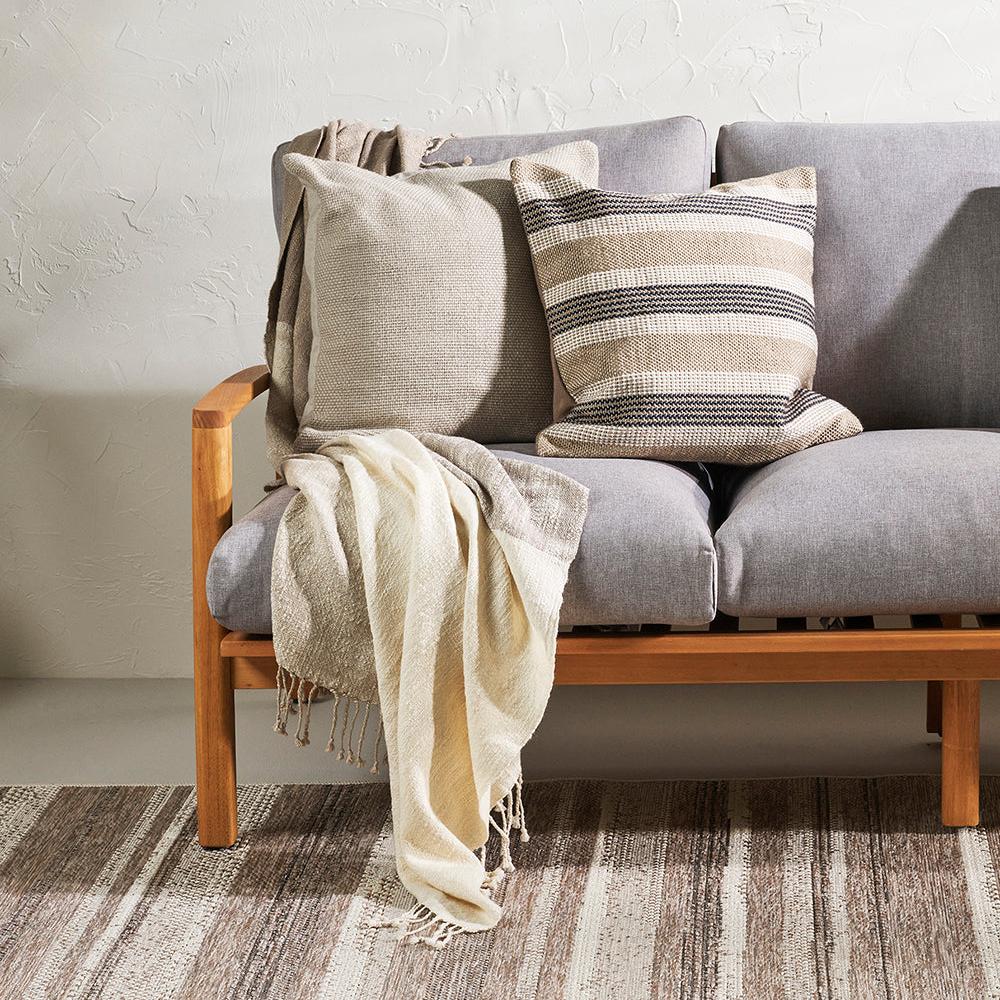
[265, 123, 589, 945]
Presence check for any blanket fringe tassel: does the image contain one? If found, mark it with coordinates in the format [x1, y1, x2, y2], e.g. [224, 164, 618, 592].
[366, 905, 466, 950]
[273, 667, 385, 772]
[275, 666, 529, 948]
[366, 778, 530, 947]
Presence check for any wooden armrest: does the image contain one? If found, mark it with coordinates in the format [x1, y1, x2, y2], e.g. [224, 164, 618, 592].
[192, 368, 269, 848]
[192, 365, 270, 429]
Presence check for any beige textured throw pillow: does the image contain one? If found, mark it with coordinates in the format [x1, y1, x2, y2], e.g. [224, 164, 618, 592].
[510, 159, 862, 464]
[281, 141, 599, 447]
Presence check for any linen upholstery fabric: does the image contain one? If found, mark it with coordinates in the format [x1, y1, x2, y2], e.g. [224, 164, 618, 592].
[282, 141, 599, 448]
[716, 122, 1000, 430]
[511, 160, 862, 464]
[206, 445, 717, 633]
[269, 116, 710, 233]
[265, 121, 433, 469]
[715, 429, 1000, 618]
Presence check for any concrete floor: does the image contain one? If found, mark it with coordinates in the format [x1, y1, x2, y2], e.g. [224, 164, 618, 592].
[2, 677, 997, 785]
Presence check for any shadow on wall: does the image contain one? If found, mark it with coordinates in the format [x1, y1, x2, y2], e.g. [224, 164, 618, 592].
[825, 187, 1000, 430]
[0, 387, 270, 678]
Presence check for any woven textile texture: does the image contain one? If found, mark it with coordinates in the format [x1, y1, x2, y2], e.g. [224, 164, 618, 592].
[264, 120, 434, 469]
[511, 159, 862, 464]
[281, 141, 598, 451]
[3, 778, 1000, 999]
[270, 431, 587, 942]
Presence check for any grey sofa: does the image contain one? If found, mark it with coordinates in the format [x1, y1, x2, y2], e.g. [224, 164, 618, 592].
[192, 118, 1000, 847]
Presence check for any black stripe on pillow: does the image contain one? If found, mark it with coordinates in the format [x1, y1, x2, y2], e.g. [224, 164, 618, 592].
[546, 284, 816, 337]
[563, 390, 829, 428]
[519, 191, 817, 236]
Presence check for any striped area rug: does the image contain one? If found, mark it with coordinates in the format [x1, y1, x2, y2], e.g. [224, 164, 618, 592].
[2, 778, 999, 999]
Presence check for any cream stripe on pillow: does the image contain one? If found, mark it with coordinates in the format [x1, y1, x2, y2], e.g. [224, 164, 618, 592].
[510, 159, 862, 465]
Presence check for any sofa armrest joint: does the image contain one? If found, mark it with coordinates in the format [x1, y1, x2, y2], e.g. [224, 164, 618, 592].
[192, 365, 271, 429]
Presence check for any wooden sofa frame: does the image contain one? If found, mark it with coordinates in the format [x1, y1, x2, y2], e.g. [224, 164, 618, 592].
[193, 366, 998, 846]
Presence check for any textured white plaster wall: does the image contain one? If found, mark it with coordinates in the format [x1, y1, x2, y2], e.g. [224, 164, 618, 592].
[2, 1, 998, 678]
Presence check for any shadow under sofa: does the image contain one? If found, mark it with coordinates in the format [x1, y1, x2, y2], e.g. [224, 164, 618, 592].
[192, 116, 1000, 847]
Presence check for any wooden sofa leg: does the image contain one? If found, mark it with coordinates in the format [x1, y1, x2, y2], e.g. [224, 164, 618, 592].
[194, 641, 238, 847]
[193, 423, 238, 848]
[941, 679, 980, 827]
[926, 681, 943, 736]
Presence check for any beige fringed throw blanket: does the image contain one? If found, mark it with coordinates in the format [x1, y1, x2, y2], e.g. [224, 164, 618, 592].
[265, 122, 589, 946]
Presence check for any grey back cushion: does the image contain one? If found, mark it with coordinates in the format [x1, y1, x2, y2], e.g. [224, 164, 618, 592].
[716, 122, 1000, 430]
[271, 116, 709, 234]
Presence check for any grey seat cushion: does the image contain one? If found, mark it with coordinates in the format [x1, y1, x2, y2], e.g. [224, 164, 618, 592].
[272, 116, 709, 233]
[207, 445, 716, 633]
[715, 430, 1000, 618]
[716, 122, 1000, 431]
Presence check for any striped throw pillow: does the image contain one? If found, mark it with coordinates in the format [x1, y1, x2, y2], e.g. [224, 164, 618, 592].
[510, 160, 862, 464]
